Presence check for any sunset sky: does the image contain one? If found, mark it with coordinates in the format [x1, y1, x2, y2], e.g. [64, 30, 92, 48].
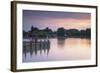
[23, 10, 91, 31]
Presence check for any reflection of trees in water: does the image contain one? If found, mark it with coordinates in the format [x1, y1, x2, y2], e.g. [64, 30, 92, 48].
[57, 37, 65, 48]
[23, 39, 50, 58]
[57, 37, 91, 49]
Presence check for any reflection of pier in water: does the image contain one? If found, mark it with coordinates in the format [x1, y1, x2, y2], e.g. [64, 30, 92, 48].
[23, 39, 50, 58]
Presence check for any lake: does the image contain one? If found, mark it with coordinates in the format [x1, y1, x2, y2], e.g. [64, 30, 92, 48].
[23, 38, 91, 62]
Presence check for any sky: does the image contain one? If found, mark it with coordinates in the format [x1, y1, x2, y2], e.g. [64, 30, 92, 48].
[23, 10, 91, 31]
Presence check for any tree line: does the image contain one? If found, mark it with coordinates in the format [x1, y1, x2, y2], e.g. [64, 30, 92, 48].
[23, 26, 91, 39]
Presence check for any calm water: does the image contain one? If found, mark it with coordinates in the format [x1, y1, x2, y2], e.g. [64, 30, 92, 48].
[23, 38, 91, 62]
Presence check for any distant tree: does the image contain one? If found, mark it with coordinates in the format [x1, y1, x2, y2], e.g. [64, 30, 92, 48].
[30, 26, 34, 32]
[23, 30, 26, 36]
[23, 30, 27, 38]
[43, 27, 53, 38]
[29, 26, 39, 38]
[30, 26, 39, 32]
[37, 31, 46, 38]
[86, 28, 91, 38]
[80, 29, 87, 38]
[57, 28, 65, 37]
[44, 27, 52, 33]
[66, 29, 80, 37]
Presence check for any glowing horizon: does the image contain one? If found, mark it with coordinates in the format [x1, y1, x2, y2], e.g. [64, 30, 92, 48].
[23, 10, 91, 31]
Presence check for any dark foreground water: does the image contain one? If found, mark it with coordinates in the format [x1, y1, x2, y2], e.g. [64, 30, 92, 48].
[23, 38, 91, 62]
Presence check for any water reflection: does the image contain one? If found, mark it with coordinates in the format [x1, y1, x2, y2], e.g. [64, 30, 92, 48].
[23, 38, 91, 62]
[57, 37, 65, 48]
[23, 39, 50, 58]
